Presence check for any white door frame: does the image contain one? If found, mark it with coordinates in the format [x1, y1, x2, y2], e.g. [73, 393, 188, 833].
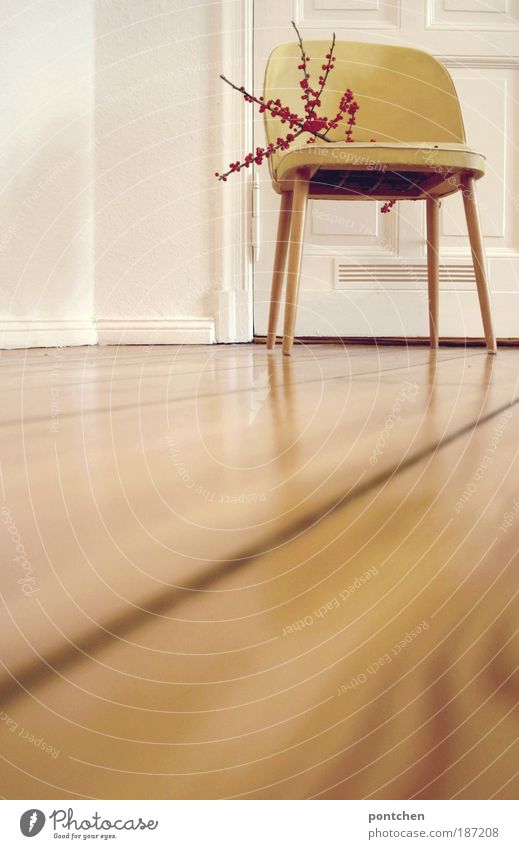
[216, 0, 255, 342]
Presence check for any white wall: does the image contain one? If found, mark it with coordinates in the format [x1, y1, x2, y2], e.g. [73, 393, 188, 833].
[0, 0, 248, 348]
[0, 0, 96, 348]
[95, 0, 230, 345]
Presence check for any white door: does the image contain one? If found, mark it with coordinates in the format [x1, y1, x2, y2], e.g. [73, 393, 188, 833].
[253, 0, 519, 340]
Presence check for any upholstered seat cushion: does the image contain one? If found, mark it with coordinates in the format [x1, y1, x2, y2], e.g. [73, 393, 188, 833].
[272, 142, 486, 198]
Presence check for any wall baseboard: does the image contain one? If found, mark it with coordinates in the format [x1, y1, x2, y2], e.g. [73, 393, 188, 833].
[0, 318, 216, 349]
[96, 318, 215, 345]
[0, 319, 97, 349]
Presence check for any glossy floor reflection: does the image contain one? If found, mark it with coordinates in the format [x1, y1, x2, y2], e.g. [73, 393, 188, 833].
[0, 343, 517, 799]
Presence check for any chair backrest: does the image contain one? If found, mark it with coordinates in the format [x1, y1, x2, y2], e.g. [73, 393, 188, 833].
[263, 41, 465, 178]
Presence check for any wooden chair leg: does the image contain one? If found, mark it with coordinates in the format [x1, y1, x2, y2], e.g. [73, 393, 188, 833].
[267, 191, 293, 349]
[426, 197, 440, 348]
[461, 176, 497, 354]
[282, 170, 310, 356]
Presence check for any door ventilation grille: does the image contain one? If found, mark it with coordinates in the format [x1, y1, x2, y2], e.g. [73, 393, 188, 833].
[336, 263, 475, 289]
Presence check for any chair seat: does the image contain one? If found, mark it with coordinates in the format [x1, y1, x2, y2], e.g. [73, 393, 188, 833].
[273, 142, 486, 199]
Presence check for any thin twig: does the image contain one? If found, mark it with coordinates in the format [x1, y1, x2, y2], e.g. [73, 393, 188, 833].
[291, 20, 311, 109]
[321, 90, 356, 141]
[219, 75, 331, 142]
[312, 31, 336, 108]
[215, 129, 305, 181]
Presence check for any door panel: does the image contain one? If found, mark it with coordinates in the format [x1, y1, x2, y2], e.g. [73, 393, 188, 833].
[253, 0, 519, 339]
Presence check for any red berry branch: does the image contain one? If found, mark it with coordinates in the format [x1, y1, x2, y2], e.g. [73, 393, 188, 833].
[292, 21, 338, 144]
[292, 20, 313, 115]
[215, 21, 396, 213]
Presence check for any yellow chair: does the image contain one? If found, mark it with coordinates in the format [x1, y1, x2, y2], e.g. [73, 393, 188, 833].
[263, 41, 496, 355]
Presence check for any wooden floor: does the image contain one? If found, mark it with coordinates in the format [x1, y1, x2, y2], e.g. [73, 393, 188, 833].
[0, 343, 518, 800]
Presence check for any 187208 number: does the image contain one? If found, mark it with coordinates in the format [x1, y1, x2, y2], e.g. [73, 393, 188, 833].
[460, 828, 499, 838]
